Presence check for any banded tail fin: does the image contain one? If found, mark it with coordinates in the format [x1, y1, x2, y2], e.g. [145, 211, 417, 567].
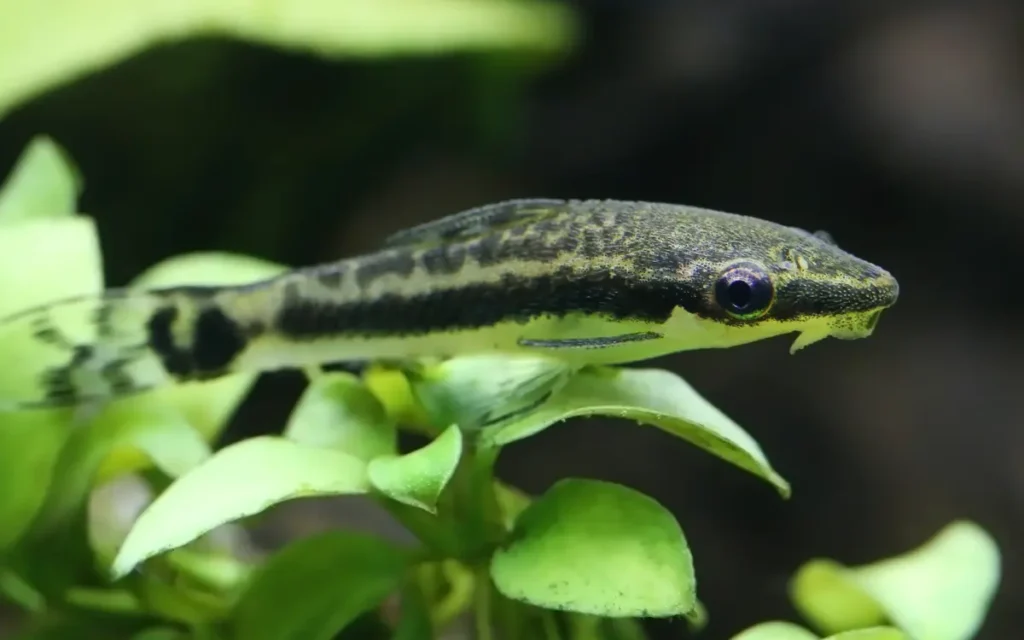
[0, 289, 178, 411]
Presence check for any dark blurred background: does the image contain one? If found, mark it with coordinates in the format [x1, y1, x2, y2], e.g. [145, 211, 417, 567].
[1, 0, 1021, 637]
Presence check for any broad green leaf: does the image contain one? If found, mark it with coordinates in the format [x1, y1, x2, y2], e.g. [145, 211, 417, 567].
[826, 631, 909, 640]
[789, 560, 887, 632]
[233, 531, 411, 640]
[0, 0, 576, 117]
[483, 366, 790, 496]
[29, 396, 211, 537]
[11, 401, 210, 595]
[732, 622, 819, 640]
[732, 623, 908, 640]
[790, 521, 1000, 640]
[0, 215, 103, 549]
[285, 372, 396, 461]
[406, 355, 573, 430]
[368, 424, 462, 513]
[112, 436, 370, 578]
[363, 364, 434, 431]
[0, 414, 67, 551]
[0, 136, 80, 223]
[490, 478, 696, 618]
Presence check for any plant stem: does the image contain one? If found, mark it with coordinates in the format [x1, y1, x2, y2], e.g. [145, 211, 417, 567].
[432, 560, 475, 627]
[474, 566, 494, 640]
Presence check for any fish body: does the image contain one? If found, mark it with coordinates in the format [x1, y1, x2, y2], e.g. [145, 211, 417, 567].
[0, 198, 899, 411]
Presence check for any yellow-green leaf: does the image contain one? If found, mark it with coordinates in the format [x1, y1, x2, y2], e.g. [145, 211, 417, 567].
[731, 623, 909, 640]
[406, 354, 573, 430]
[483, 366, 790, 497]
[0, 0, 576, 117]
[790, 521, 1000, 640]
[490, 478, 696, 618]
[368, 424, 462, 513]
[112, 436, 370, 578]
[284, 372, 396, 462]
[233, 531, 412, 640]
[732, 622, 820, 640]
[0, 136, 80, 223]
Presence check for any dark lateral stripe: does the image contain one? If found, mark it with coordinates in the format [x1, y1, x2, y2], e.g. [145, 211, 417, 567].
[275, 273, 700, 340]
[518, 332, 662, 349]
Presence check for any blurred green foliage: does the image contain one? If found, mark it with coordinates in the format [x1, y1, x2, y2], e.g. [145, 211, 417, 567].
[0, 0, 575, 118]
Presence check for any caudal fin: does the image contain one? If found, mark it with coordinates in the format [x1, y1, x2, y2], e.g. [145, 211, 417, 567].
[0, 290, 172, 411]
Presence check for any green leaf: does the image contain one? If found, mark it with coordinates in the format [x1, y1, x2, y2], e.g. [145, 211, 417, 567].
[732, 622, 820, 640]
[29, 396, 211, 537]
[111, 436, 370, 578]
[0, 136, 80, 223]
[130, 251, 286, 288]
[789, 560, 887, 633]
[490, 478, 696, 618]
[0, 0, 576, 117]
[285, 372, 396, 461]
[233, 531, 411, 640]
[482, 366, 790, 497]
[0, 414, 67, 551]
[790, 521, 1000, 640]
[11, 401, 211, 596]
[732, 622, 909, 640]
[368, 424, 462, 513]
[363, 364, 435, 431]
[826, 630, 910, 640]
[406, 355, 574, 430]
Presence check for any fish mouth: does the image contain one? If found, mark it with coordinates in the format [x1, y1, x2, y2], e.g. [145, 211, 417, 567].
[788, 307, 889, 353]
[862, 307, 884, 334]
[832, 307, 887, 341]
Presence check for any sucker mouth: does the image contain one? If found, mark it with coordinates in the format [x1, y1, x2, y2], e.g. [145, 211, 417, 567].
[864, 307, 883, 332]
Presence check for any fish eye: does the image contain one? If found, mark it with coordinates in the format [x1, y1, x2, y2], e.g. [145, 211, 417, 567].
[714, 262, 774, 319]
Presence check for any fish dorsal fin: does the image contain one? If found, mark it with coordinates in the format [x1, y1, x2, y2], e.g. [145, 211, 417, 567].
[383, 198, 568, 248]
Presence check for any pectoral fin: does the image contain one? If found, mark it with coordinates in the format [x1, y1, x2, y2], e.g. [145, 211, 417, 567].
[518, 331, 663, 350]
